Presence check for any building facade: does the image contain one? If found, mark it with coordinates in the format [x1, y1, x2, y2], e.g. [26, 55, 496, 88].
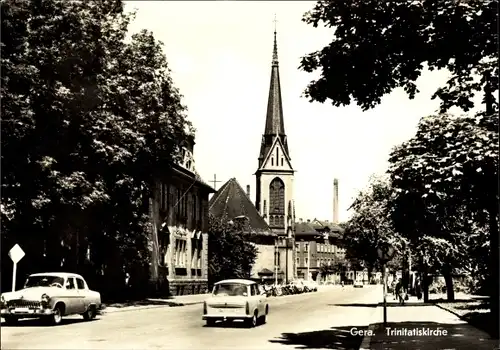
[149, 136, 215, 296]
[254, 27, 295, 282]
[209, 178, 288, 283]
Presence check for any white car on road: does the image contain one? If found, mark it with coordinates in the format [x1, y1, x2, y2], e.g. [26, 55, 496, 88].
[353, 280, 364, 288]
[1, 272, 101, 325]
[203, 279, 268, 327]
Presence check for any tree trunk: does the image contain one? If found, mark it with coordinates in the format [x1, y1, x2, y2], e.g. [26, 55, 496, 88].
[422, 270, 430, 303]
[442, 266, 455, 302]
[488, 201, 499, 338]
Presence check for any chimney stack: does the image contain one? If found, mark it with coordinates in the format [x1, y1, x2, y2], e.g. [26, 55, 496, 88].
[333, 178, 339, 224]
[246, 185, 250, 198]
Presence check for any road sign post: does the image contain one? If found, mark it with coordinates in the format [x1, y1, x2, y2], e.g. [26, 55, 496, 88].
[377, 244, 396, 328]
[8, 244, 25, 292]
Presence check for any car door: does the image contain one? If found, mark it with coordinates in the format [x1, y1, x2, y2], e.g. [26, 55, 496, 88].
[256, 284, 266, 315]
[252, 284, 264, 315]
[64, 277, 80, 314]
[75, 278, 88, 313]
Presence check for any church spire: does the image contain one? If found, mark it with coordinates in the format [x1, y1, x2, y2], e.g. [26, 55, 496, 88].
[259, 16, 288, 165]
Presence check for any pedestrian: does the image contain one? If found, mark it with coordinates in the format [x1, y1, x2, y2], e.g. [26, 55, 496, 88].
[415, 278, 422, 300]
[395, 278, 407, 305]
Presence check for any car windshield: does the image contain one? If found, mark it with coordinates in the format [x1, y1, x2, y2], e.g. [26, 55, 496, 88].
[24, 275, 65, 288]
[213, 283, 248, 297]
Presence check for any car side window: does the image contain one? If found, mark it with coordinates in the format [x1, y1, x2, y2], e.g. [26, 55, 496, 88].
[251, 285, 258, 296]
[76, 278, 85, 290]
[66, 278, 76, 290]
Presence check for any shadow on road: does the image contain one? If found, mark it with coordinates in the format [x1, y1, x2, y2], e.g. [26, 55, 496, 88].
[269, 325, 367, 349]
[369, 321, 497, 349]
[329, 302, 433, 307]
[0, 317, 100, 327]
[269, 320, 498, 349]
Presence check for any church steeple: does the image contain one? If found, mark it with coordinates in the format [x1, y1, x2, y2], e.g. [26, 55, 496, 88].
[259, 21, 289, 167]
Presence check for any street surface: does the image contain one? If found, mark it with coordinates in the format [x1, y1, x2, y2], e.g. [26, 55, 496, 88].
[1, 286, 381, 349]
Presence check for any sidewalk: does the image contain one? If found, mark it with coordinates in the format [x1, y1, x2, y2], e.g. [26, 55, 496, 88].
[360, 296, 499, 350]
[102, 293, 208, 314]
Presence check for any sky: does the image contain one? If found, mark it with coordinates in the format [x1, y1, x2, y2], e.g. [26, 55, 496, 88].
[124, 1, 464, 223]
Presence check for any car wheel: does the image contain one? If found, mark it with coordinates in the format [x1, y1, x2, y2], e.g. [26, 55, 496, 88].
[206, 319, 216, 327]
[247, 312, 258, 328]
[83, 306, 96, 321]
[51, 304, 64, 325]
[260, 315, 267, 324]
[3, 316, 18, 326]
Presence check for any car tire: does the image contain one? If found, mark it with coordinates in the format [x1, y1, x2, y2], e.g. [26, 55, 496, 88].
[3, 316, 18, 326]
[206, 319, 216, 327]
[260, 315, 267, 325]
[51, 304, 64, 326]
[82, 306, 96, 321]
[246, 312, 258, 328]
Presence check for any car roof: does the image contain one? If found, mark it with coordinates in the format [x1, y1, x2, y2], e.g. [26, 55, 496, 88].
[29, 272, 84, 279]
[214, 279, 256, 286]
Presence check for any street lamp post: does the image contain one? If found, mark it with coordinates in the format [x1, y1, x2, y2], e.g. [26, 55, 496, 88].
[377, 244, 396, 328]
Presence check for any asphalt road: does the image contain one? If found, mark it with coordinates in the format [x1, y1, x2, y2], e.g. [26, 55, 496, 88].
[1, 285, 382, 349]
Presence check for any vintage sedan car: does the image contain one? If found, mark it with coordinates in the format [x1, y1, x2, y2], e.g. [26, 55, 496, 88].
[203, 279, 268, 327]
[1, 272, 101, 325]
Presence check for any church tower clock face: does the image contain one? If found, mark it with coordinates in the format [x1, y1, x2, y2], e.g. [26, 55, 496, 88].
[254, 25, 295, 237]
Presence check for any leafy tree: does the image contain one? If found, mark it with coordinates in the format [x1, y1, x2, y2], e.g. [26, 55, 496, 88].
[300, 0, 498, 114]
[389, 112, 498, 305]
[207, 214, 258, 288]
[1, 0, 192, 300]
[301, 0, 498, 334]
[343, 176, 408, 277]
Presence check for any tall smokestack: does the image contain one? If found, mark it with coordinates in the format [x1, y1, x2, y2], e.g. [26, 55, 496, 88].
[246, 185, 250, 198]
[333, 178, 339, 224]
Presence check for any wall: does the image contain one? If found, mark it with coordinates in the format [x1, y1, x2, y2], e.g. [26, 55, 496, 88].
[251, 243, 275, 278]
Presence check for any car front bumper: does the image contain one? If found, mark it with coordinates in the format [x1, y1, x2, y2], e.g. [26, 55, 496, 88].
[1, 307, 54, 318]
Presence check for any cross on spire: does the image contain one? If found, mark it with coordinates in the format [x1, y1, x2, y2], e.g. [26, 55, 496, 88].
[211, 174, 222, 191]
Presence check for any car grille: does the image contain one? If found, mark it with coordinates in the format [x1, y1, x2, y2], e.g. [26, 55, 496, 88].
[7, 299, 42, 308]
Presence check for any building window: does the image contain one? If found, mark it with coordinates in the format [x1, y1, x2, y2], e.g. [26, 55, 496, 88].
[271, 158, 274, 166]
[304, 243, 308, 251]
[281, 158, 283, 166]
[296, 258, 299, 266]
[263, 200, 267, 215]
[305, 258, 308, 266]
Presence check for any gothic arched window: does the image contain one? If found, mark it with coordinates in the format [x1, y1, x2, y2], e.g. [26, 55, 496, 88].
[269, 177, 285, 228]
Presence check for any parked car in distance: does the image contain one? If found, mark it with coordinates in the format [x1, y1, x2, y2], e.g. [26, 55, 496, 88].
[1, 272, 101, 325]
[203, 279, 268, 327]
[303, 280, 318, 292]
[353, 280, 364, 288]
[289, 280, 305, 293]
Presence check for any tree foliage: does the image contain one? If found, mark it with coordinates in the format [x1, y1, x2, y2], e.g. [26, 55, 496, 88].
[388, 112, 498, 300]
[300, 0, 498, 113]
[1, 0, 192, 300]
[343, 176, 408, 271]
[207, 214, 258, 288]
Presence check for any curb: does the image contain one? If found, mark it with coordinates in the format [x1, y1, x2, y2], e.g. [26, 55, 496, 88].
[100, 300, 204, 314]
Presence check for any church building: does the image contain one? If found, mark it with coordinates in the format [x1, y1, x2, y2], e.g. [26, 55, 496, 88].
[209, 26, 296, 283]
[254, 26, 296, 281]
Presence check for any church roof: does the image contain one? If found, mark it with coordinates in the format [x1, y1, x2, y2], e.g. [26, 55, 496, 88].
[258, 29, 289, 166]
[209, 178, 274, 236]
